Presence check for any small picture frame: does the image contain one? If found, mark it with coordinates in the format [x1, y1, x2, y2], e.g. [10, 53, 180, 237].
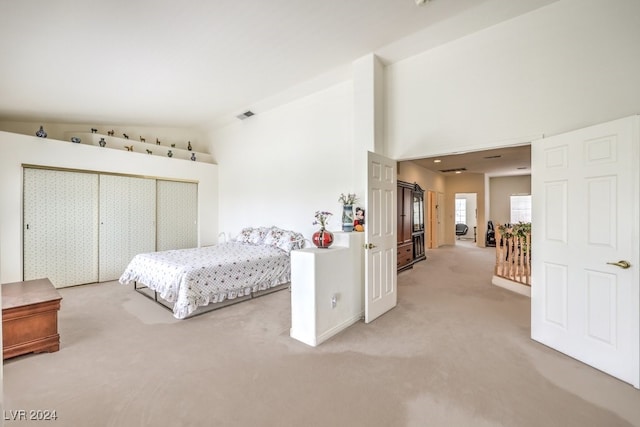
[354, 207, 365, 226]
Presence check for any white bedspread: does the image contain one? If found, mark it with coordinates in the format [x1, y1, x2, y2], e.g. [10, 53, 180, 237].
[119, 242, 290, 319]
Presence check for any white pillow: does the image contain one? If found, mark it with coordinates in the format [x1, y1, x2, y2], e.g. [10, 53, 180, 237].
[236, 227, 253, 243]
[248, 227, 271, 245]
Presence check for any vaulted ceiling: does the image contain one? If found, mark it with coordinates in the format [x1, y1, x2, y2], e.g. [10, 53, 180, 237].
[0, 0, 557, 128]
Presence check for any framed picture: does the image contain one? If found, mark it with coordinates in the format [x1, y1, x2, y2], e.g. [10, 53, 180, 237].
[354, 207, 365, 226]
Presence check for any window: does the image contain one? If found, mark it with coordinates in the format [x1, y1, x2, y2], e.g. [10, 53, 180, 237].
[455, 198, 466, 224]
[510, 195, 532, 223]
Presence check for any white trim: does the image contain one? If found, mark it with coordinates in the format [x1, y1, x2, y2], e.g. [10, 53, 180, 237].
[492, 275, 531, 297]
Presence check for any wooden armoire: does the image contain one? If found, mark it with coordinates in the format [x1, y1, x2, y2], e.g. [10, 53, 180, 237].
[397, 181, 426, 271]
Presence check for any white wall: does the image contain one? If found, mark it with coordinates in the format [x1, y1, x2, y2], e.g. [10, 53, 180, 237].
[489, 175, 531, 225]
[385, 0, 640, 160]
[0, 131, 218, 284]
[206, 81, 354, 240]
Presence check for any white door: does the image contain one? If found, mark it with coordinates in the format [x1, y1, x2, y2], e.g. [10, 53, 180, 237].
[99, 175, 156, 281]
[156, 180, 198, 251]
[531, 116, 639, 388]
[365, 151, 397, 323]
[23, 168, 99, 288]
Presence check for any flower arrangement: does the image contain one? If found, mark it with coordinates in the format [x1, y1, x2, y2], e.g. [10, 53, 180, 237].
[313, 211, 333, 229]
[338, 193, 358, 205]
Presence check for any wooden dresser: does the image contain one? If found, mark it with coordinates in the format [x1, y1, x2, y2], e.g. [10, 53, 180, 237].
[397, 181, 426, 271]
[2, 278, 62, 360]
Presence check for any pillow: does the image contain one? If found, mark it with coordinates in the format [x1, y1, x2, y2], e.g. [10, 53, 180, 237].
[264, 227, 303, 253]
[248, 227, 271, 245]
[236, 227, 254, 243]
[263, 227, 284, 247]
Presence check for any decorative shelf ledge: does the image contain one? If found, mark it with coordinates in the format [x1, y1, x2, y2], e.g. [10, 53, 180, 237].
[62, 132, 214, 164]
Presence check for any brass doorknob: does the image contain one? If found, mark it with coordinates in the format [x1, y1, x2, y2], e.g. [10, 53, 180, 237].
[364, 243, 376, 249]
[607, 260, 631, 269]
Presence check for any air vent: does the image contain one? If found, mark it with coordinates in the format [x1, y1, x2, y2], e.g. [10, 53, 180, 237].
[483, 155, 502, 159]
[236, 110, 255, 120]
[439, 167, 467, 173]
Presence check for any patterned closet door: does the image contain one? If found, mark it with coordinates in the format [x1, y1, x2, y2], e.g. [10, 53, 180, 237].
[23, 168, 99, 288]
[99, 174, 156, 282]
[156, 180, 198, 251]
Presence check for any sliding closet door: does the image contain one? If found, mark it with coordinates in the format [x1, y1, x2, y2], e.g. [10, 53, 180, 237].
[156, 180, 198, 251]
[23, 168, 99, 288]
[99, 175, 156, 282]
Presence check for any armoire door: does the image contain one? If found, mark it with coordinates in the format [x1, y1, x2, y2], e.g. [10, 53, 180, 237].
[156, 180, 198, 251]
[23, 168, 99, 288]
[99, 174, 156, 282]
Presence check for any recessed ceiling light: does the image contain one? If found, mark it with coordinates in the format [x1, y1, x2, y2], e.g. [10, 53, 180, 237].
[433, 159, 441, 163]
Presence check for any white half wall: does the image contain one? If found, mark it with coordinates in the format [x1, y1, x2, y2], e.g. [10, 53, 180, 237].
[206, 81, 354, 240]
[385, 0, 640, 160]
[0, 131, 218, 284]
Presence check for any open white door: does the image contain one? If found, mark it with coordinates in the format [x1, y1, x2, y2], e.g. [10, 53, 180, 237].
[531, 116, 639, 388]
[365, 151, 397, 323]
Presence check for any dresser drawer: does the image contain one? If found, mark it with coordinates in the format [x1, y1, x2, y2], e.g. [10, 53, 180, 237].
[397, 243, 413, 267]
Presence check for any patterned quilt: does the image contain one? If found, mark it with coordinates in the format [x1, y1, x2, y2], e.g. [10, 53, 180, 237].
[119, 242, 291, 319]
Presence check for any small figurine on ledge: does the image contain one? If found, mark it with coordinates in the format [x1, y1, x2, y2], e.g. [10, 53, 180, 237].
[35, 125, 47, 138]
[107, 130, 115, 136]
[146, 149, 152, 154]
[187, 141, 192, 151]
[156, 138, 161, 145]
[140, 136, 146, 142]
[123, 133, 129, 139]
[90, 128, 97, 133]
[190, 153, 196, 161]
[125, 145, 133, 152]
[167, 150, 173, 158]
[99, 138, 106, 147]
[171, 143, 176, 148]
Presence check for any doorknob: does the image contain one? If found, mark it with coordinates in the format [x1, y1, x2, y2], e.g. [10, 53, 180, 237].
[607, 260, 631, 269]
[364, 243, 376, 249]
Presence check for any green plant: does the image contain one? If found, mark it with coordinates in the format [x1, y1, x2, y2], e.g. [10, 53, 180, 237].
[498, 221, 531, 239]
[338, 193, 358, 205]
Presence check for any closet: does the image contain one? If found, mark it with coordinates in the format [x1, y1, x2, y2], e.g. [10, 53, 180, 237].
[23, 167, 197, 288]
[397, 180, 426, 271]
[98, 175, 156, 282]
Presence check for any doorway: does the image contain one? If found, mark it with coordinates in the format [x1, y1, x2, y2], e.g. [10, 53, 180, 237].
[454, 193, 477, 244]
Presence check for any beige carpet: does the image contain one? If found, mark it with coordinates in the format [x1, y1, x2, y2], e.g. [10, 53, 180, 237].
[4, 243, 639, 427]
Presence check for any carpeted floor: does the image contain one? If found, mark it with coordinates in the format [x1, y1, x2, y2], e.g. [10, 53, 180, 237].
[4, 243, 639, 426]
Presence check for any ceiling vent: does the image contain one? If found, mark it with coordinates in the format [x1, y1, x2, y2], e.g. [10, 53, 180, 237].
[236, 110, 255, 120]
[483, 155, 502, 159]
[439, 167, 467, 173]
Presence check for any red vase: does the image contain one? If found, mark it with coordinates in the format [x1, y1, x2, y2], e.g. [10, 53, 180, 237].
[312, 228, 334, 248]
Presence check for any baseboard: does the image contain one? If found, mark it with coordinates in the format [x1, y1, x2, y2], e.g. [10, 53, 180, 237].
[316, 313, 363, 346]
[492, 275, 531, 297]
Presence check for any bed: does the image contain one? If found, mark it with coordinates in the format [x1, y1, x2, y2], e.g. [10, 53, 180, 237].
[119, 226, 305, 319]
